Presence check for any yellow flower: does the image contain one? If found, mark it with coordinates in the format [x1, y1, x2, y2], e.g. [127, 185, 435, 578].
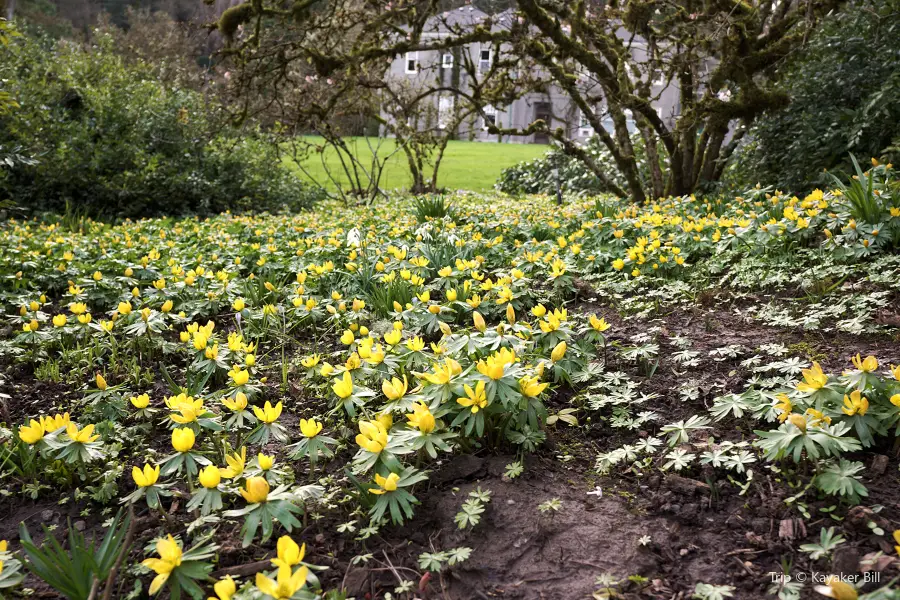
[797, 361, 828, 393]
[842, 390, 869, 416]
[805, 408, 831, 427]
[340, 330, 355, 345]
[419, 358, 462, 385]
[890, 365, 900, 381]
[209, 576, 236, 600]
[319, 362, 334, 377]
[233, 298, 245, 311]
[589, 315, 610, 332]
[382, 376, 408, 401]
[550, 341, 567, 362]
[370, 472, 400, 495]
[473, 311, 486, 332]
[787, 413, 807, 433]
[258, 453, 275, 470]
[161, 300, 173, 313]
[384, 328, 402, 346]
[96, 373, 108, 390]
[815, 575, 858, 600]
[141, 535, 183, 595]
[271, 536, 306, 568]
[851, 353, 878, 373]
[222, 392, 248, 412]
[132, 464, 160, 488]
[52, 314, 67, 327]
[66, 423, 99, 443]
[406, 403, 435, 434]
[612, 258, 625, 271]
[332, 371, 354, 399]
[301, 354, 320, 368]
[40, 412, 70, 432]
[171, 427, 195, 452]
[477, 355, 506, 380]
[118, 301, 132, 315]
[457, 381, 488, 413]
[253, 401, 283, 424]
[221, 447, 247, 478]
[356, 420, 388, 453]
[299, 418, 323, 438]
[894, 530, 900, 557]
[406, 336, 425, 352]
[891, 394, 900, 408]
[229, 367, 250, 386]
[531, 304, 546, 317]
[131, 394, 150, 409]
[18, 419, 45, 444]
[255, 564, 308, 600]
[774, 394, 793, 422]
[240, 476, 270, 503]
[519, 375, 549, 398]
[198, 465, 221, 489]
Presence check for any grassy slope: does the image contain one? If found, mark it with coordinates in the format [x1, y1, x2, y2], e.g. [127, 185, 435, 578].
[284, 137, 550, 192]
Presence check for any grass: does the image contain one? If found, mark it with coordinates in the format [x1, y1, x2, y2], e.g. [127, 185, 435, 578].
[284, 136, 550, 192]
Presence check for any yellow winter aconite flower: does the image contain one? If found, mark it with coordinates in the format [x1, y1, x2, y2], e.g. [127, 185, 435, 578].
[171, 427, 195, 452]
[842, 390, 869, 416]
[405, 336, 425, 352]
[473, 311, 486, 332]
[356, 420, 388, 453]
[457, 381, 488, 413]
[41, 412, 70, 432]
[890, 365, 900, 381]
[52, 314, 67, 327]
[477, 354, 506, 380]
[787, 413, 807, 432]
[891, 394, 900, 408]
[66, 423, 99, 443]
[299, 418, 323, 438]
[253, 401, 283, 424]
[258, 453, 275, 470]
[382, 375, 408, 401]
[797, 361, 828, 392]
[229, 367, 250, 386]
[774, 394, 793, 422]
[406, 403, 435, 434]
[198, 465, 221, 489]
[142, 535, 183, 595]
[209, 576, 236, 600]
[332, 371, 353, 399]
[301, 354, 320, 368]
[19, 419, 44, 444]
[118, 301, 132, 315]
[589, 315, 610, 332]
[805, 408, 831, 426]
[370, 472, 400, 495]
[161, 300, 173, 313]
[384, 328, 402, 346]
[851, 353, 878, 372]
[131, 394, 150, 409]
[240, 476, 270, 503]
[419, 358, 462, 385]
[221, 447, 247, 478]
[95, 373, 108, 390]
[815, 575, 858, 600]
[519, 375, 549, 398]
[255, 564, 308, 599]
[132, 464, 160, 488]
[272, 535, 306, 568]
[222, 392, 248, 412]
[550, 341, 567, 362]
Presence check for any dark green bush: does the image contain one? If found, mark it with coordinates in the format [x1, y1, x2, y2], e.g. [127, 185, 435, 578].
[725, 0, 900, 192]
[0, 28, 322, 219]
[495, 134, 655, 198]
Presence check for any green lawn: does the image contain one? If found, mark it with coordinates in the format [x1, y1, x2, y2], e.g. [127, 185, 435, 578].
[285, 137, 549, 192]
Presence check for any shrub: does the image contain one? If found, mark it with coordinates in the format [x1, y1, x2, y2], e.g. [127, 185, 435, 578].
[0, 28, 322, 219]
[725, 0, 900, 192]
[495, 133, 656, 198]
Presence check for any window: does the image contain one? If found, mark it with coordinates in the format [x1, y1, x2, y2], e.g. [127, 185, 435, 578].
[405, 51, 418, 74]
[481, 104, 497, 130]
[578, 110, 593, 136]
[438, 96, 454, 130]
[478, 48, 492, 73]
[442, 53, 454, 69]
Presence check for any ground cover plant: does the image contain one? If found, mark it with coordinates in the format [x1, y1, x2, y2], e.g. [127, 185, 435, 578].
[0, 161, 900, 599]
